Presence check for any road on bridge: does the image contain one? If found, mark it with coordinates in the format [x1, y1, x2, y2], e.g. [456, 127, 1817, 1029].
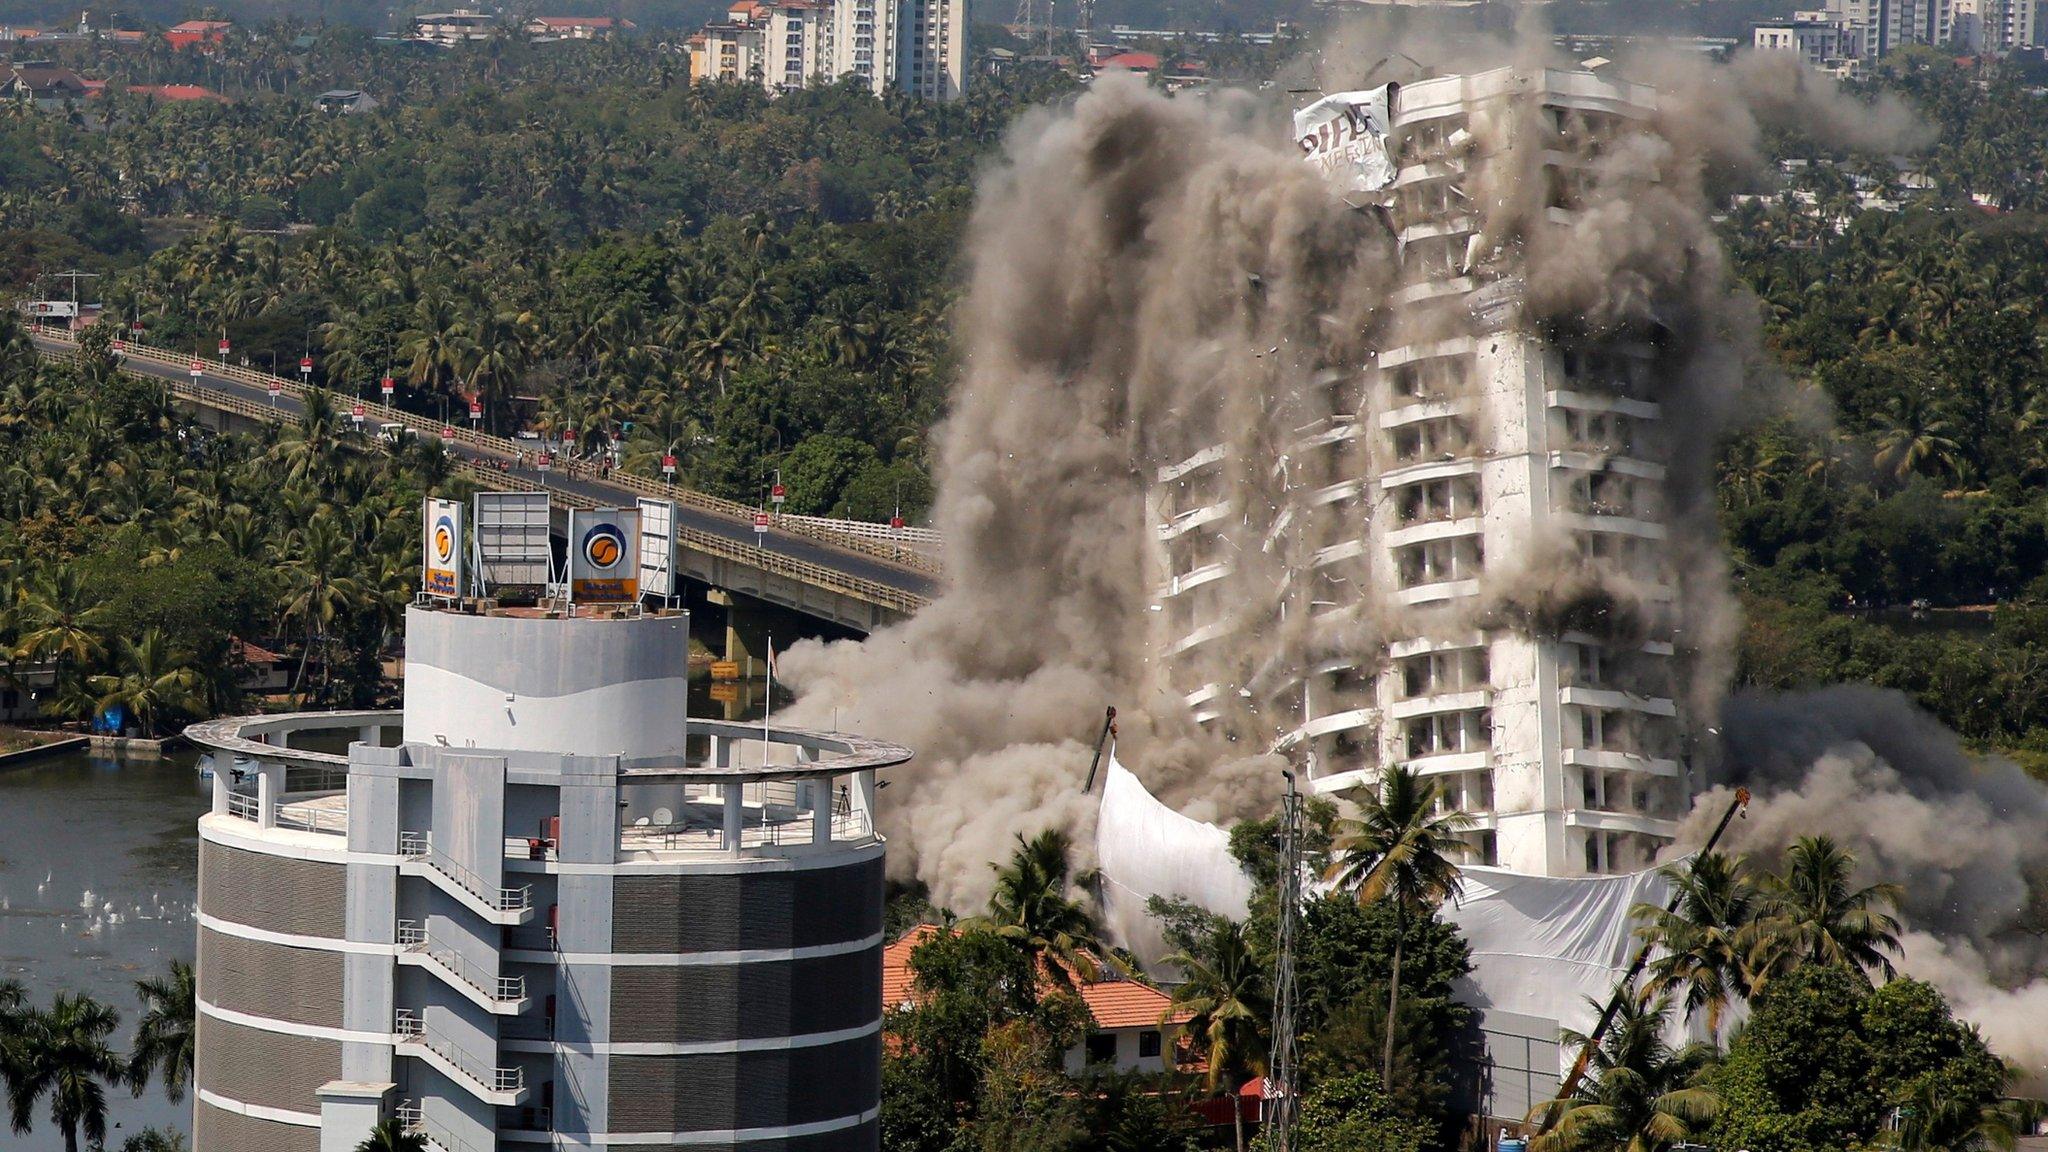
[32, 333, 941, 604]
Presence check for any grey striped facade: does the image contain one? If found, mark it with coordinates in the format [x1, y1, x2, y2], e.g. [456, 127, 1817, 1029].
[199, 843, 346, 937]
[196, 1102, 322, 1152]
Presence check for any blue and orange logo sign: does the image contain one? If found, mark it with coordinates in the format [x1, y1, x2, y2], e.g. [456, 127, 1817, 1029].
[431, 516, 456, 565]
[425, 512, 459, 597]
[582, 523, 627, 571]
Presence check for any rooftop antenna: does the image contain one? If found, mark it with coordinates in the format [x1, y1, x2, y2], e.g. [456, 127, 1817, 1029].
[1268, 768, 1304, 1152]
[1080, 706, 1117, 792]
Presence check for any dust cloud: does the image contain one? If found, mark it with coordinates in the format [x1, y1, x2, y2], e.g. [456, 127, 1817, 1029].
[780, 75, 1385, 910]
[779, 23, 1957, 975]
[1689, 686, 2048, 1079]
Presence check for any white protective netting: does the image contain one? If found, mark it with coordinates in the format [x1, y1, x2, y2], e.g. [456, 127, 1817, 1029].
[1096, 763, 1685, 1064]
[1096, 755, 1255, 964]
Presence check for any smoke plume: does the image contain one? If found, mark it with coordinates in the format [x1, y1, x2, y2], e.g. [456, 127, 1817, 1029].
[1688, 686, 2048, 1079]
[781, 28, 1952, 967]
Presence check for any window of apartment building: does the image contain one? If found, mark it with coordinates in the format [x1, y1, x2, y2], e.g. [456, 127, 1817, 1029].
[1579, 767, 1677, 819]
[1387, 352, 1470, 400]
[1388, 415, 1472, 464]
[1550, 406, 1637, 454]
[1398, 646, 1489, 698]
[1472, 829, 1499, 867]
[1395, 474, 1481, 525]
[1564, 643, 1672, 697]
[1138, 1030, 1162, 1059]
[1441, 768, 1492, 813]
[1398, 178, 1462, 221]
[1404, 708, 1491, 758]
[1404, 234, 1463, 279]
[1397, 114, 1468, 159]
[1558, 471, 1639, 518]
[1086, 1033, 1117, 1065]
[1543, 164, 1595, 212]
[1571, 529, 1655, 578]
[1395, 535, 1483, 589]
[1560, 347, 1652, 395]
[1575, 708, 1676, 760]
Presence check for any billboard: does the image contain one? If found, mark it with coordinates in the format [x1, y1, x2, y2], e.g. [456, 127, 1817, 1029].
[569, 507, 640, 602]
[636, 497, 676, 599]
[474, 492, 552, 589]
[422, 498, 463, 599]
[1294, 84, 1397, 196]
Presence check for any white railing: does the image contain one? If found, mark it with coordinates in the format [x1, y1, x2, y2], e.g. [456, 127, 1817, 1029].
[225, 791, 260, 821]
[273, 804, 345, 835]
[398, 831, 533, 913]
[397, 1099, 494, 1152]
[394, 1010, 524, 1094]
[397, 920, 526, 1003]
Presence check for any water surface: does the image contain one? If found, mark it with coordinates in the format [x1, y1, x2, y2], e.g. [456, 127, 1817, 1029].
[0, 748, 206, 1150]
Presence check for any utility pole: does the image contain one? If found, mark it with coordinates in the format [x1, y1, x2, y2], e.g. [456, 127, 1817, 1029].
[1268, 770, 1303, 1152]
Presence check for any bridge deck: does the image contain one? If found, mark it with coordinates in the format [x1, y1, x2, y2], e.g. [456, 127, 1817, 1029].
[30, 332, 937, 625]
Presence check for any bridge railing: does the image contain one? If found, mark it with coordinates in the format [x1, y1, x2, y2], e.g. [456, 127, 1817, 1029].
[36, 328, 943, 576]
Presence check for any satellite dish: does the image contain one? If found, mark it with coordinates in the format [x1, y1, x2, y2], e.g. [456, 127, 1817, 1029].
[652, 807, 674, 826]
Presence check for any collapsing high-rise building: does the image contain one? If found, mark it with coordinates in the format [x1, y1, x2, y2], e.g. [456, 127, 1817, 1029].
[1149, 67, 1707, 877]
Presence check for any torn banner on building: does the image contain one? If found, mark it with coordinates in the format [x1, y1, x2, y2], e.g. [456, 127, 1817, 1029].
[1292, 84, 1398, 196]
[1094, 766, 1675, 1087]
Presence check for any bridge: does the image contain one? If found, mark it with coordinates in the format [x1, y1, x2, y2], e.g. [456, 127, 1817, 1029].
[29, 330, 940, 636]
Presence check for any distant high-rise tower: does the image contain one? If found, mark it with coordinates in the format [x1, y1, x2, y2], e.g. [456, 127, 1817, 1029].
[689, 0, 966, 99]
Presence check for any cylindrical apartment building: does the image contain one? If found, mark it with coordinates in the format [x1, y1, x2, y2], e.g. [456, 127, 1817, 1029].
[191, 604, 910, 1152]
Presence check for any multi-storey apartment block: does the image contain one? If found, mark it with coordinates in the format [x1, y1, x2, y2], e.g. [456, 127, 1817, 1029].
[687, 0, 965, 99]
[1153, 67, 1693, 877]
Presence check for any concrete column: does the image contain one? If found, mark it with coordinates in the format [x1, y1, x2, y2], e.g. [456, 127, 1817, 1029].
[811, 774, 833, 845]
[359, 725, 379, 749]
[256, 768, 276, 829]
[723, 785, 744, 851]
[316, 1082, 392, 1152]
[211, 763, 229, 814]
[852, 769, 877, 833]
[707, 588, 772, 679]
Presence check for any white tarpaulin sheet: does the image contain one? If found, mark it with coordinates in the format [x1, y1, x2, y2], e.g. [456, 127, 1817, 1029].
[1442, 863, 1676, 1062]
[1294, 85, 1398, 195]
[1094, 764, 1684, 1070]
[1096, 756, 1255, 963]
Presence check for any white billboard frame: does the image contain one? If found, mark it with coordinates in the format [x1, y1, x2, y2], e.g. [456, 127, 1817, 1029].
[473, 491, 553, 593]
[636, 497, 677, 604]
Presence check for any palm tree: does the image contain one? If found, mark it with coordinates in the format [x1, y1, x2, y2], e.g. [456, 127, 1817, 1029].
[1162, 917, 1270, 1152]
[1872, 391, 1962, 482]
[966, 829, 1114, 988]
[89, 631, 204, 738]
[1752, 835, 1904, 987]
[277, 518, 364, 704]
[1887, 1074, 2038, 1152]
[126, 961, 195, 1103]
[354, 1119, 427, 1152]
[1632, 852, 1764, 1045]
[1530, 993, 1720, 1152]
[6, 993, 126, 1152]
[12, 568, 111, 700]
[1325, 764, 1473, 1084]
